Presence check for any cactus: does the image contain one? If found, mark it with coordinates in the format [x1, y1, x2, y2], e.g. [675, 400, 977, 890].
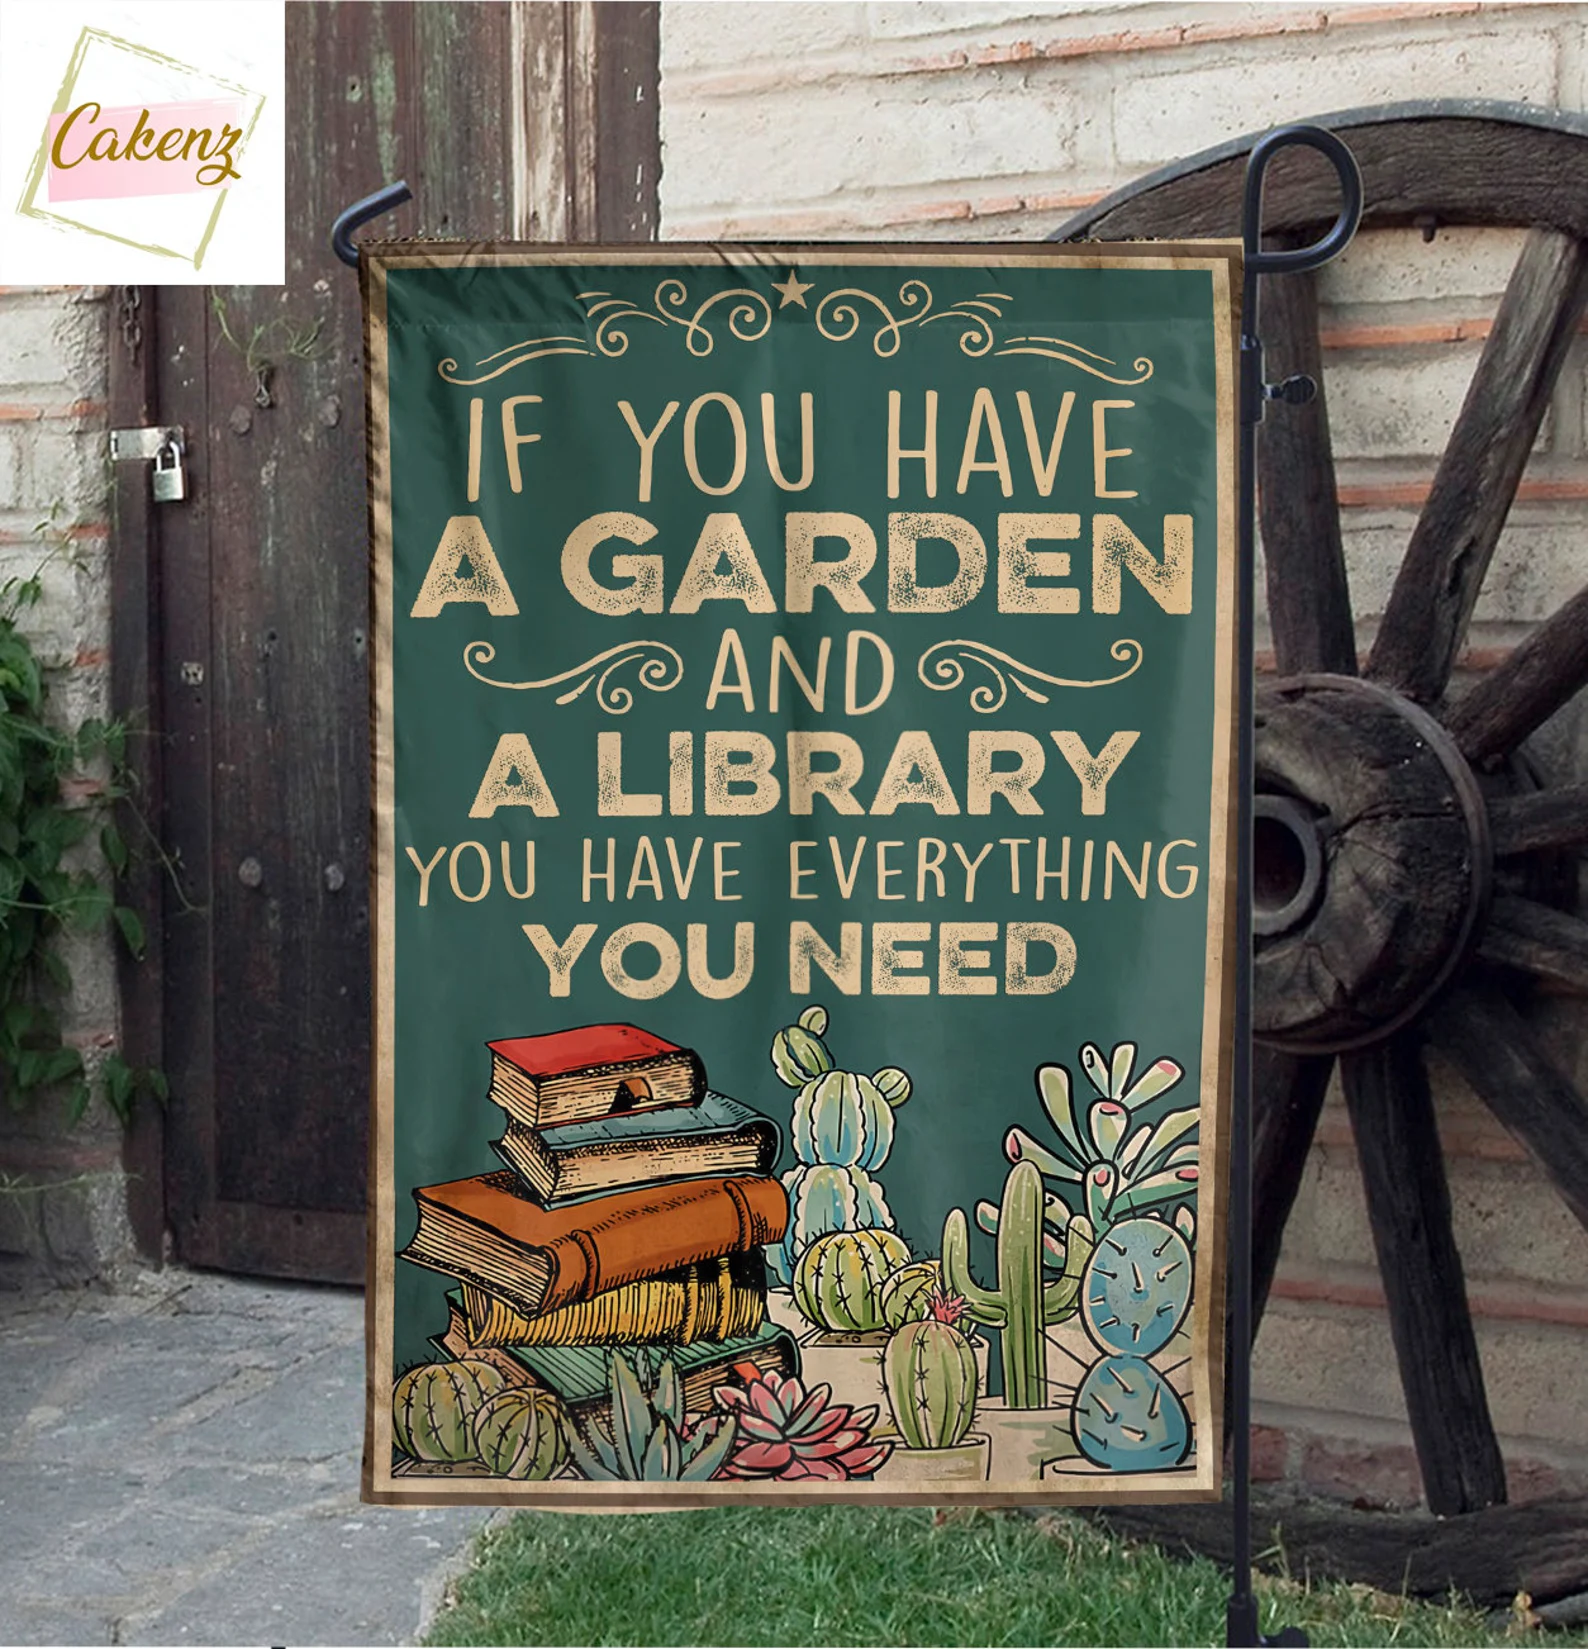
[883, 1289, 979, 1450]
[942, 1160, 1090, 1409]
[767, 1004, 913, 1283]
[879, 1259, 942, 1329]
[997, 1042, 1199, 1245]
[569, 1349, 737, 1482]
[1071, 1352, 1191, 1470]
[792, 1227, 911, 1333]
[391, 1358, 506, 1463]
[474, 1386, 570, 1481]
[1081, 1216, 1193, 1359]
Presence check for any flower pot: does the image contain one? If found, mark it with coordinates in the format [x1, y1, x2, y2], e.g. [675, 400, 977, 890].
[766, 1290, 889, 1414]
[871, 1431, 991, 1484]
[976, 1397, 1072, 1485]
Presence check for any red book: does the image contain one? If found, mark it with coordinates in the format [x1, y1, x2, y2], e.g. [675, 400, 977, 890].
[399, 1171, 788, 1320]
[486, 1024, 706, 1127]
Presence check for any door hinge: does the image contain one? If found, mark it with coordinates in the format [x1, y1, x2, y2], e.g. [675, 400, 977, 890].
[109, 426, 187, 502]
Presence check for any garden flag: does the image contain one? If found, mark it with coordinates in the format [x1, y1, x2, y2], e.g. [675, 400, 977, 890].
[360, 244, 1240, 1507]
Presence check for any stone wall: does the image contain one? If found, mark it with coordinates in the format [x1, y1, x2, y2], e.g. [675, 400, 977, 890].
[0, 284, 133, 1284]
[657, 0, 1588, 1506]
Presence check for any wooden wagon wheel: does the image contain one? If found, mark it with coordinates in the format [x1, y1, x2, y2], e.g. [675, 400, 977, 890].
[1059, 102, 1588, 1518]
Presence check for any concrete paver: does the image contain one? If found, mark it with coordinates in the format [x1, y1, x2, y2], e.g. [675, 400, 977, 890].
[0, 1269, 493, 1646]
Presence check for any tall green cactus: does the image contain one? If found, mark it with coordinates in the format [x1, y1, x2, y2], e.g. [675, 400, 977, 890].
[941, 1159, 1090, 1409]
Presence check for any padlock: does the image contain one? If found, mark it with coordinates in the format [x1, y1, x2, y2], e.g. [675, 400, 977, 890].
[152, 438, 186, 503]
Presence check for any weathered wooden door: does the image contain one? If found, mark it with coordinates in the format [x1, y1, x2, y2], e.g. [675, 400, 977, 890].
[111, 1, 658, 1281]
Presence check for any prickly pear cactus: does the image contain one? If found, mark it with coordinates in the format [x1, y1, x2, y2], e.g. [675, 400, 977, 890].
[474, 1386, 570, 1481]
[1081, 1217, 1193, 1358]
[792, 1227, 911, 1333]
[1071, 1352, 1191, 1471]
[766, 1004, 913, 1284]
[883, 1291, 979, 1450]
[391, 1358, 505, 1463]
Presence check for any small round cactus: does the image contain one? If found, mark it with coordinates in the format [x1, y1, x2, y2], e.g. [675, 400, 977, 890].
[883, 1289, 979, 1450]
[1071, 1352, 1191, 1471]
[1081, 1216, 1192, 1359]
[880, 1260, 942, 1329]
[792, 1227, 911, 1333]
[474, 1386, 570, 1480]
[392, 1358, 505, 1463]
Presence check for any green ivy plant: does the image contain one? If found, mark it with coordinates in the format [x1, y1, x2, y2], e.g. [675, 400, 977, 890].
[0, 560, 165, 1126]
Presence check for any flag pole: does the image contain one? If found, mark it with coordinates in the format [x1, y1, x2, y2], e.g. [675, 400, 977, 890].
[1227, 124, 1361, 1649]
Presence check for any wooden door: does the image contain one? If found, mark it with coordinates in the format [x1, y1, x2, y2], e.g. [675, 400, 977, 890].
[111, 1, 659, 1281]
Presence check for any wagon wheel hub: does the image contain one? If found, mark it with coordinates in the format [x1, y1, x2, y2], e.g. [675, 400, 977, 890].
[1253, 673, 1491, 1053]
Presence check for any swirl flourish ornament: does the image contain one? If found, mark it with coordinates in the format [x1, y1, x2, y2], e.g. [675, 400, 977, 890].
[815, 280, 932, 356]
[656, 281, 772, 356]
[437, 337, 593, 383]
[917, 638, 1144, 712]
[462, 640, 684, 715]
[580, 293, 666, 359]
[992, 337, 1154, 383]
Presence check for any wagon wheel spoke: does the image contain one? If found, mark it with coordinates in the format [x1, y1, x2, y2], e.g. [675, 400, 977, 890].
[1340, 1036, 1506, 1515]
[1366, 228, 1588, 704]
[1250, 1044, 1334, 1331]
[1226, 1045, 1334, 1443]
[1478, 896, 1588, 993]
[1257, 265, 1357, 676]
[1428, 986, 1588, 1233]
[1447, 584, 1588, 766]
[1488, 783, 1588, 856]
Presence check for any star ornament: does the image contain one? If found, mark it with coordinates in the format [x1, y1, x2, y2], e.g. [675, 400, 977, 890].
[771, 269, 814, 309]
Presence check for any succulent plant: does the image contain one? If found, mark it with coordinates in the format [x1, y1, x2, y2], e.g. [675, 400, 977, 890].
[767, 1005, 912, 1284]
[942, 1160, 1090, 1409]
[997, 1042, 1198, 1244]
[714, 1364, 892, 1481]
[474, 1386, 570, 1481]
[569, 1349, 736, 1482]
[391, 1358, 506, 1463]
[1081, 1215, 1193, 1359]
[1071, 1352, 1191, 1471]
[792, 1226, 911, 1334]
[883, 1288, 979, 1450]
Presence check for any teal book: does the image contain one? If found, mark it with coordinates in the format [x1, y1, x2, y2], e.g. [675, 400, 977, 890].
[492, 1089, 780, 1205]
[434, 1317, 799, 1425]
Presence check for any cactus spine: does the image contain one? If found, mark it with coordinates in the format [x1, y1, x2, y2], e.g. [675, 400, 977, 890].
[883, 1291, 979, 1450]
[391, 1358, 506, 1463]
[793, 1227, 911, 1333]
[942, 1160, 1087, 1409]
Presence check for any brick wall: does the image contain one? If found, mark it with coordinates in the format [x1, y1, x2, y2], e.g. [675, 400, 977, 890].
[657, 0, 1588, 1506]
[0, 285, 133, 1284]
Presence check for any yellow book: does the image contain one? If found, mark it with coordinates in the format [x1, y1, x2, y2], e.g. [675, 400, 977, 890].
[454, 1253, 766, 1347]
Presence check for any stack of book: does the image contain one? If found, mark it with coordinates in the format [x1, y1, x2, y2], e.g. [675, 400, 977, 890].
[400, 1024, 798, 1439]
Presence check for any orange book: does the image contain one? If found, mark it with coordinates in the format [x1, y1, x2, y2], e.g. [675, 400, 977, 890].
[399, 1170, 787, 1321]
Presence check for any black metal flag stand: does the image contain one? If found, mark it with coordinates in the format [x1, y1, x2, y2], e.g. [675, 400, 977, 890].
[1227, 126, 1362, 1649]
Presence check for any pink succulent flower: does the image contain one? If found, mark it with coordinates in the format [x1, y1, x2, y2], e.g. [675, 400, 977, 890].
[713, 1368, 893, 1481]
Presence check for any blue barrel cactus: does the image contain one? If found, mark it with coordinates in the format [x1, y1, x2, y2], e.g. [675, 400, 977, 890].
[766, 1004, 912, 1285]
[1070, 1211, 1195, 1472]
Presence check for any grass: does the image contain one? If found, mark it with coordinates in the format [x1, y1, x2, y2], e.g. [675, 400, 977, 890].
[424, 1505, 1580, 1647]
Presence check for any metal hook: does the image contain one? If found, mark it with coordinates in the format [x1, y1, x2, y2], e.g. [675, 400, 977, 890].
[331, 181, 414, 269]
[1242, 125, 1363, 278]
